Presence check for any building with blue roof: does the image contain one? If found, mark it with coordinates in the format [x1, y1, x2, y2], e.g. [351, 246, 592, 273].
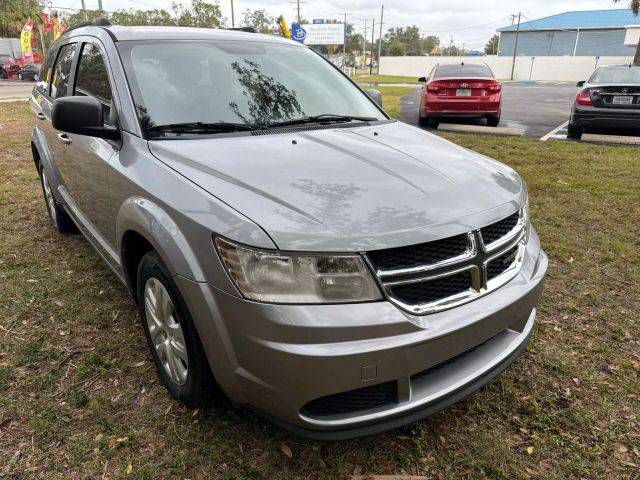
[496, 9, 640, 57]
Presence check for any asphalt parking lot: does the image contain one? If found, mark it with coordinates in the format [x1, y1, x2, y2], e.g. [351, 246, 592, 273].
[400, 82, 582, 139]
[0, 79, 34, 101]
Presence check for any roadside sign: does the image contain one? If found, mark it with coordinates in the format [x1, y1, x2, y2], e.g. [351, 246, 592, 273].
[290, 22, 307, 43]
[313, 19, 325, 24]
[292, 23, 345, 45]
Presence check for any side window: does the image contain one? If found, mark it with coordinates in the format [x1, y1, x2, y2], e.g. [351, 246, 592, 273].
[74, 43, 113, 123]
[51, 43, 77, 99]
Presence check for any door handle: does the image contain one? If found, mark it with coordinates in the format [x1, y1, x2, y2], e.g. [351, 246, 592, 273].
[57, 133, 72, 145]
[35, 112, 46, 120]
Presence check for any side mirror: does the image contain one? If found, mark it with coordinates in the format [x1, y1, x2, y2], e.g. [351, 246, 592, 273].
[364, 88, 383, 108]
[52, 96, 120, 141]
[576, 80, 585, 88]
[418, 76, 427, 82]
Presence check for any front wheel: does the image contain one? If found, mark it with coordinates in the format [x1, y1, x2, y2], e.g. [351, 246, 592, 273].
[137, 251, 218, 408]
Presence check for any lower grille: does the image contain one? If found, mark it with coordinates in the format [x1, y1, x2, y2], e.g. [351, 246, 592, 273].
[300, 381, 397, 417]
[487, 244, 519, 280]
[389, 270, 472, 306]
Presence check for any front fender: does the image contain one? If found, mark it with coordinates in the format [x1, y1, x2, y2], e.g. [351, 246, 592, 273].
[116, 196, 205, 282]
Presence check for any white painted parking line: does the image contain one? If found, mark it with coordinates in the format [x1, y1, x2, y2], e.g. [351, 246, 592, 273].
[540, 121, 568, 142]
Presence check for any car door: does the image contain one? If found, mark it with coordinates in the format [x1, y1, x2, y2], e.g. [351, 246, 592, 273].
[63, 39, 119, 244]
[44, 41, 79, 202]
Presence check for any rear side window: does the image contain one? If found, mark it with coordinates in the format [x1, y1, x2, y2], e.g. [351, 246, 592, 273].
[74, 42, 112, 121]
[435, 64, 493, 78]
[51, 43, 77, 99]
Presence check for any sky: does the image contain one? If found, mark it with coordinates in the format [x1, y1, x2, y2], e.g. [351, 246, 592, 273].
[50, 0, 625, 51]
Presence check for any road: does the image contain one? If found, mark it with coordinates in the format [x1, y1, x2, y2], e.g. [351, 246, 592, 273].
[399, 82, 579, 139]
[0, 79, 34, 101]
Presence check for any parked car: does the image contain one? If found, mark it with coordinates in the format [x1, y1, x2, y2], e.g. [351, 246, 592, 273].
[18, 63, 40, 81]
[3, 62, 20, 79]
[30, 19, 547, 440]
[569, 64, 640, 139]
[418, 62, 502, 128]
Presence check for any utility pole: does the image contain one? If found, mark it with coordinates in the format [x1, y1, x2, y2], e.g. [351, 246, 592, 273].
[97, 0, 103, 11]
[230, 0, 235, 28]
[80, 0, 87, 20]
[377, 5, 384, 74]
[370, 18, 375, 74]
[342, 12, 351, 71]
[362, 19, 367, 59]
[296, 0, 301, 23]
[510, 12, 521, 81]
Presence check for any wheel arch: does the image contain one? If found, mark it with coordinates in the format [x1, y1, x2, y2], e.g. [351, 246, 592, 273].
[117, 197, 206, 300]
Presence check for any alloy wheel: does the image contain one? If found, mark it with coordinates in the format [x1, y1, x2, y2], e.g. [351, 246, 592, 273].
[144, 277, 189, 385]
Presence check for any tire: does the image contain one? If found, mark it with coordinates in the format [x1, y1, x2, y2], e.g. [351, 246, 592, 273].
[419, 116, 439, 129]
[487, 116, 500, 127]
[137, 251, 218, 408]
[0, 71, 6, 79]
[39, 166, 78, 234]
[567, 124, 582, 140]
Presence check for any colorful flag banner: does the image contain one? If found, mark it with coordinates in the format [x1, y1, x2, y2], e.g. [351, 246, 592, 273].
[20, 19, 35, 54]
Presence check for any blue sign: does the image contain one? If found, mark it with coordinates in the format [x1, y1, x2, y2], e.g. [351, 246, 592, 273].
[291, 22, 307, 43]
[313, 19, 325, 24]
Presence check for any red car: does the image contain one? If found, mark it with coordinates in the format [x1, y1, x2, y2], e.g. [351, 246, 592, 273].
[418, 62, 502, 128]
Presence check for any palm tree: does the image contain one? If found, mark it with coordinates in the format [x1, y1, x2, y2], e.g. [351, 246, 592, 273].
[613, 0, 640, 64]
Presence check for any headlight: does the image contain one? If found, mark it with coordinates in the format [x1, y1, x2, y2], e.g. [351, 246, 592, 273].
[215, 237, 383, 304]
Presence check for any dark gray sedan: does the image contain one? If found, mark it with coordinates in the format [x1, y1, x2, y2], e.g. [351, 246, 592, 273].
[569, 64, 640, 139]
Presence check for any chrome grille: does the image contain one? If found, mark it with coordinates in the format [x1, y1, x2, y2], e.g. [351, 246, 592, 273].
[365, 209, 527, 315]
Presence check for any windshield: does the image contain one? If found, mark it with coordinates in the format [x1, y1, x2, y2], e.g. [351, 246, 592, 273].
[589, 66, 640, 84]
[434, 64, 493, 78]
[118, 40, 386, 134]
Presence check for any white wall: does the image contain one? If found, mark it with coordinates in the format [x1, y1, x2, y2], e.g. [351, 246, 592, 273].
[380, 55, 634, 82]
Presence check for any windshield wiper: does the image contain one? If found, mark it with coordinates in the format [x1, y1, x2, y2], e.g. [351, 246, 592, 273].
[265, 114, 378, 129]
[147, 121, 261, 137]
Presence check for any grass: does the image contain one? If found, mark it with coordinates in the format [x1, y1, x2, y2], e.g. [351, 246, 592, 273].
[1, 101, 639, 479]
[352, 74, 421, 84]
[378, 86, 415, 119]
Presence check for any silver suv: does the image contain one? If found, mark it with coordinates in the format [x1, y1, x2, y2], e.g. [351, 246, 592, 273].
[30, 20, 547, 439]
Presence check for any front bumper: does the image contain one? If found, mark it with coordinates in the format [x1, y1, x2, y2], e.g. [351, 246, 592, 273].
[176, 229, 547, 439]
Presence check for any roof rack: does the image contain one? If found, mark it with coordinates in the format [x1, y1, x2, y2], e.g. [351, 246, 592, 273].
[227, 26, 257, 33]
[64, 17, 111, 34]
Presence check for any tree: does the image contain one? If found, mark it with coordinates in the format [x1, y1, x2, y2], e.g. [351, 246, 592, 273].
[421, 35, 440, 55]
[64, 0, 225, 29]
[484, 34, 499, 55]
[241, 9, 277, 34]
[613, 0, 639, 65]
[0, 0, 43, 38]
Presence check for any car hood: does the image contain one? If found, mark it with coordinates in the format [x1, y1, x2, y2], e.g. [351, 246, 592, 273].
[148, 121, 524, 251]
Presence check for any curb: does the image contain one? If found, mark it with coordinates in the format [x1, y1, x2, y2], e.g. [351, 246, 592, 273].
[437, 123, 525, 136]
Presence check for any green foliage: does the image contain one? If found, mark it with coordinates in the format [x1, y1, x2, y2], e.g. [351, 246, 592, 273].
[64, 0, 225, 29]
[0, 0, 42, 38]
[241, 8, 277, 34]
[485, 33, 499, 55]
[381, 26, 439, 56]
